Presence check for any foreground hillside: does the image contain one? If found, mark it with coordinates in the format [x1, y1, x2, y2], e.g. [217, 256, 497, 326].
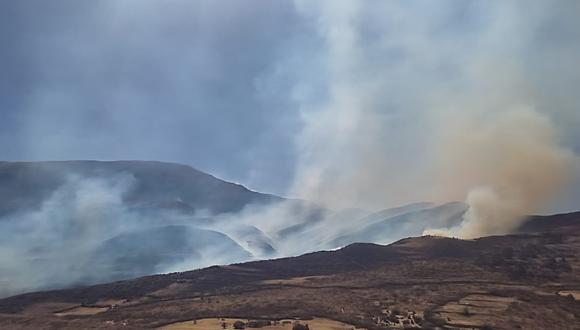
[1, 212, 579, 329]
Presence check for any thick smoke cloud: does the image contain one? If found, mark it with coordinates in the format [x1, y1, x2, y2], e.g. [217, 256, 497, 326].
[265, 1, 580, 237]
[425, 107, 576, 238]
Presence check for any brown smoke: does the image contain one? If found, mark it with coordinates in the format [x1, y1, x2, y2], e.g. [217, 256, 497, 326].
[425, 107, 577, 238]
[284, 1, 579, 238]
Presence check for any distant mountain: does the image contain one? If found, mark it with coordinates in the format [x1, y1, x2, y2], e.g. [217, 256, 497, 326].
[357, 202, 434, 223]
[0, 160, 280, 218]
[225, 225, 277, 258]
[328, 201, 468, 248]
[273, 201, 468, 254]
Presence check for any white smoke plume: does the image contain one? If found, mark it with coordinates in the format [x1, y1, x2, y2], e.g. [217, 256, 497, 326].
[280, 1, 580, 236]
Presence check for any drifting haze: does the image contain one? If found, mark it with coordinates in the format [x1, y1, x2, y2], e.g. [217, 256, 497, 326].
[0, 170, 253, 297]
[0, 175, 136, 296]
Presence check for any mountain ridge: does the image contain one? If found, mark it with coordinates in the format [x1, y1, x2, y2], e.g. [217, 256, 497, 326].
[0, 160, 282, 216]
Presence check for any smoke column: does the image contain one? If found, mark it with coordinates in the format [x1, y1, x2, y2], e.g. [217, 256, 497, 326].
[426, 107, 577, 238]
[281, 1, 580, 236]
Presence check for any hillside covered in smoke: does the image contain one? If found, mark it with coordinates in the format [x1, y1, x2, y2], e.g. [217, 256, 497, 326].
[0, 160, 470, 298]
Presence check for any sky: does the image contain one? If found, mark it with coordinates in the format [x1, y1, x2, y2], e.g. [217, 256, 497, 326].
[0, 0, 303, 194]
[1, 0, 579, 212]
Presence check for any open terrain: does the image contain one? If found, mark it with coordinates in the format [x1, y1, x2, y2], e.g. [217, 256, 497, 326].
[0, 211, 579, 329]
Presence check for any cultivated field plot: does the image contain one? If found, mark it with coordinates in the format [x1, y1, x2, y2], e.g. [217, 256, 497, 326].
[160, 318, 362, 330]
[434, 294, 518, 328]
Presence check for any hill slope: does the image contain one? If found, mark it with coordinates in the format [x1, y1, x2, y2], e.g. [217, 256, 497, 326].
[1, 211, 579, 329]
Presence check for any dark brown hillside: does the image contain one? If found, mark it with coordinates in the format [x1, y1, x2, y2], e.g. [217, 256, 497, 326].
[518, 211, 580, 234]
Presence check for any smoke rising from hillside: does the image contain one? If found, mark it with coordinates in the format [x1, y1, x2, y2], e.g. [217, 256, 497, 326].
[426, 107, 576, 238]
[281, 1, 579, 236]
[0, 175, 134, 297]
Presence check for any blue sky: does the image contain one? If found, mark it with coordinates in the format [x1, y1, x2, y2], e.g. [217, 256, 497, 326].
[1, 1, 579, 212]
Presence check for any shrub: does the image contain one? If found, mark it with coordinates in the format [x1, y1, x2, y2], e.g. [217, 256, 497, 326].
[292, 322, 310, 330]
[462, 307, 470, 316]
[247, 320, 271, 328]
[233, 321, 246, 329]
[414, 316, 423, 325]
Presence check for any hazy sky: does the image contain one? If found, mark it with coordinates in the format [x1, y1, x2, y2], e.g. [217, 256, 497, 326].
[1, 1, 579, 211]
[0, 1, 304, 194]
